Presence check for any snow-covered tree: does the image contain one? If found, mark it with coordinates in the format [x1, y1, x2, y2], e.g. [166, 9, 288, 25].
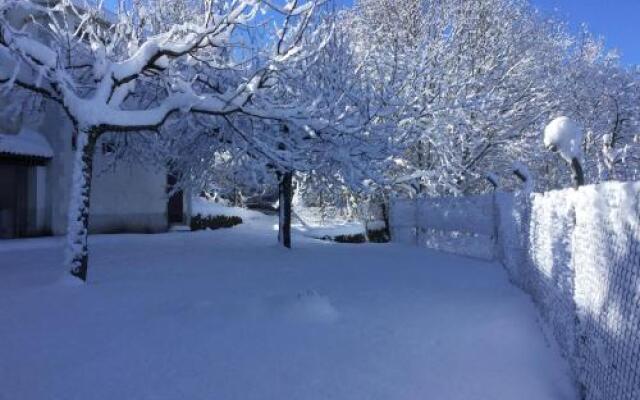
[346, 0, 640, 195]
[0, 0, 328, 280]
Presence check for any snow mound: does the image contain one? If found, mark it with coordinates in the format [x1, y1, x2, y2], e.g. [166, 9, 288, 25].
[543, 117, 583, 161]
[266, 290, 339, 323]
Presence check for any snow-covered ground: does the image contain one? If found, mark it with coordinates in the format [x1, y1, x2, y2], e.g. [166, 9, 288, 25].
[0, 213, 576, 400]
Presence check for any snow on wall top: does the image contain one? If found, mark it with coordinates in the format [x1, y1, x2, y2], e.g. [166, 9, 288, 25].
[543, 117, 583, 162]
[0, 128, 53, 159]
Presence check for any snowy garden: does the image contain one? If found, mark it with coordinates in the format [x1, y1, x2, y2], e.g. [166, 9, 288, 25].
[1, 0, 639, 399]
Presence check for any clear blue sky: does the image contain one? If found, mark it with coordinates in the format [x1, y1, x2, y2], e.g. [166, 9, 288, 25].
[532, 0, 640, 65]
[335, 0, 640, 66]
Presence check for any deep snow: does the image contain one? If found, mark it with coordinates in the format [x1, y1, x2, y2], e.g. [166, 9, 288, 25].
[0, 213, 577, 400]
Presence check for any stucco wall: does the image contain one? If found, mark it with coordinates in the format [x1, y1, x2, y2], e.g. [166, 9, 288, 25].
[40, 101, 74, 236]
[90, 137, 168, 234]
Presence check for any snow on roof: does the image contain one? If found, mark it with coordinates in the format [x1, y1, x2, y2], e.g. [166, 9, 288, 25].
[0, 128, 54, 159]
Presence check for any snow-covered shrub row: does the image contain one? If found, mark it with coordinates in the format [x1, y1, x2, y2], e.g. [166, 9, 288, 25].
[191, 197, 264, 221]
[365, 221, 390, 243]
[497, 182, 640, 400]
[190, 215, 242, 232]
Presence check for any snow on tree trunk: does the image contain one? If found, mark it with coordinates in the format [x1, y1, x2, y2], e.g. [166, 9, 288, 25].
[67, 129, 98, 282]
[278, 171, 293, 249]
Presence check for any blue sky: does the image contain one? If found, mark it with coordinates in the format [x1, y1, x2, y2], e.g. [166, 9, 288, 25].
[532, 0, 640, 65]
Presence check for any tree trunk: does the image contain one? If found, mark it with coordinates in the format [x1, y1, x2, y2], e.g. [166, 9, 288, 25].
[67, 129, 98, 282]
[278, 171, 293, 249]
[570, 157, 585, 188]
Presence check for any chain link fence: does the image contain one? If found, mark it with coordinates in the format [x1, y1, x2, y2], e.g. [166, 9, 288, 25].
[390, 182, 640, 400]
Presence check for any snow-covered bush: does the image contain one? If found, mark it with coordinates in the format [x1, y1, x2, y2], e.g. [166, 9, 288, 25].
[333, 233, 366, 244]
[365, 220, 390, 243]
[190, 215, 242, 232]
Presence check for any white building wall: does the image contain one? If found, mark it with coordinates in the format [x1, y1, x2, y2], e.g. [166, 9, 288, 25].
[1, 7, 171, 238]
[39, 100, 74, 235]
[7, 99, 171, 236]
[90, 137, 168, 233]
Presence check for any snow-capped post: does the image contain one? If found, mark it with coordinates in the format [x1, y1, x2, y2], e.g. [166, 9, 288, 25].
[486, 173, 499, 191]
[544, 117, 585, 188]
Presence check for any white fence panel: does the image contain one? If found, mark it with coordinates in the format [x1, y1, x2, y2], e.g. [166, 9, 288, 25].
[390, 194, 497, 260]
[418, 195, 495, 236]
[389, 199, 417, 245]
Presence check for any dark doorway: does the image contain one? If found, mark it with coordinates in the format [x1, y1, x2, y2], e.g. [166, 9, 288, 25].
[167, 174, 184, 225]
[0, 165, 28, 238]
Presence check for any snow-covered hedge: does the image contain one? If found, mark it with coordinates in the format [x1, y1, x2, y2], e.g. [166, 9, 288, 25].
[190, 198, 269, 231]
[365, 220, 390, 243]
[190, 215, 242, 231]
[390, 182, 640, 399]
[191, 198, 268, 220]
